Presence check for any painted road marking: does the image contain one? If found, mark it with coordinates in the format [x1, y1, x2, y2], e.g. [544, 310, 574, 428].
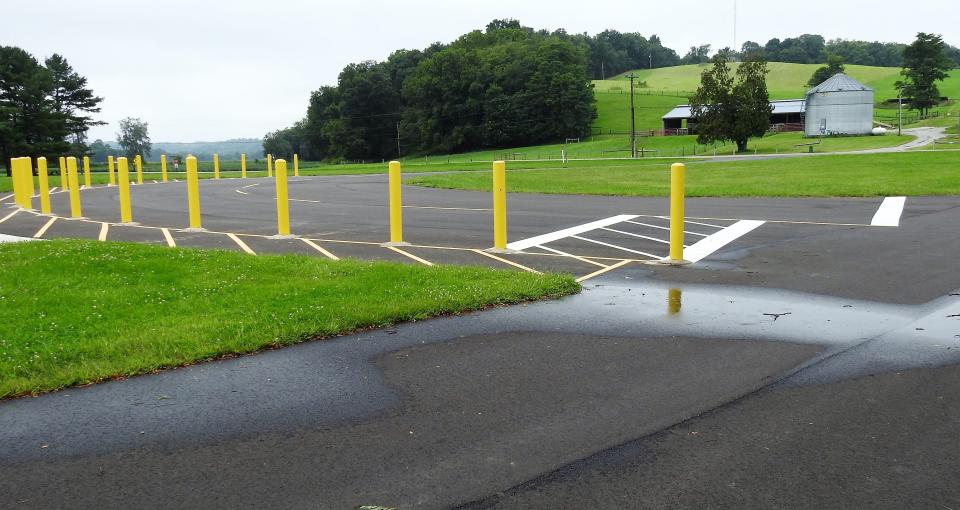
[535, 244, 608, 268]
[402, 205, 491, 212]
[301, 238, 339, 260]
[871, 197, 906, 227]
[0, 194, 13, 203]
[161, 228, 177, 247]
[576, 260, 632, 283]
[48, 187, 58, 193]
[473, 249, 542, 274]
[386, 246, 434, 266]
[624, 220, 710, 237]
[507, 214, 638, 251]
[570, 235, 660, 259]
[600, 226, 677, 246]
[227, 233, 256, 255]
[98, 223, 109, 241]
[682, 220, 766, 263]
[0, 209, 20, 224]
[33, 217, 57, 238]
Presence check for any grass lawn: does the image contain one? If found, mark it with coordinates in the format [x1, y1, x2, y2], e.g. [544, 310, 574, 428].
[0, 240, 578, 398]
[407, 151, 960, 197]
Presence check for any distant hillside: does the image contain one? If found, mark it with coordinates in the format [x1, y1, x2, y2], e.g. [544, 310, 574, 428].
[146, 139, 263, 162]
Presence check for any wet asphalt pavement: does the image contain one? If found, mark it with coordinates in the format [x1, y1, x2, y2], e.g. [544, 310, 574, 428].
[1, 174, 960, 508]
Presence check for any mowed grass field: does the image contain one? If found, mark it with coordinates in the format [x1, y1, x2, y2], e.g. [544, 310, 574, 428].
[0, 240, 578, 398]
[407, 151, 960, 197]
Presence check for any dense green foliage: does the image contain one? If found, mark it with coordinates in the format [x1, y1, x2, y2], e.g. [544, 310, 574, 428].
[808, 55, 846, 86]
[115, 117, 151, 160]
[735, 35, 960, 68]
[690, 55, 772, 152]
[0, 47, 102, 174]
[270, 20, 597, 161]
[896, 33, 955, 115]
[0, 240, 578, 397]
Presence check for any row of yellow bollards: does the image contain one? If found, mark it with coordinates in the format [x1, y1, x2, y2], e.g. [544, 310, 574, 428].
[9, 154, 688, 261]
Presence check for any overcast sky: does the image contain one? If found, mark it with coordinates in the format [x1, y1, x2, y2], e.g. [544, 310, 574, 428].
[4, 0, 956, 142]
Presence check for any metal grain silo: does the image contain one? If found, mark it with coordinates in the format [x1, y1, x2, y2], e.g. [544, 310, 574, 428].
[804, 73, 875, 136]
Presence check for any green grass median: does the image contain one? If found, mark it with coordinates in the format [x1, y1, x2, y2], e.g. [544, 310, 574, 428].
[0, 240, 579, 398]
[407, 151, 960, 197]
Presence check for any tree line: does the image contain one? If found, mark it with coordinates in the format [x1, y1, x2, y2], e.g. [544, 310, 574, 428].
[265, 20, 597, 162]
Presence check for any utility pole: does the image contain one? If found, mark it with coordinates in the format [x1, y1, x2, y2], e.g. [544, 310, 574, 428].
[396, 121, 401, 157]
[627, 73, 637, 158]
[898, 93, 902, 137]
[601, 61, 605, 80]
[649, 54, 652, 69]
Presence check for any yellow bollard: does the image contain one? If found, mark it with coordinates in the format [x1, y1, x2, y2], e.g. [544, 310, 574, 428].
[387, 160, 404, 244]
[58, 156, 68, 191]
[117, 157, 133, 223]
[185, 155, 202, 230]
[241, 153, 247, 178]
[107, 155, 116, 186]
[25, 157, 35, 199]
[668, 162, 688, 264]
[293, 154, 299, 177]
[213, 153, 220, 179]
[267, 154, 273, 177]
[135, 154, 143, 184]
[66, 157, 82, 218]
[17, 157, 32, 209]
[37, 157, 51, 214]
[83, 156, 91, 188]
[274, 159, 290, 236]
[160, 154, 168, 182]
[492, 160, 507, 250]
[11, 157, 29, 208]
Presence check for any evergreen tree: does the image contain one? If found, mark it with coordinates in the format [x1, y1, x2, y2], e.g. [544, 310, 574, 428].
[896, 33, 953, 116]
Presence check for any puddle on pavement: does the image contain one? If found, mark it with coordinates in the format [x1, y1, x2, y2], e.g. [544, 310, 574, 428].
[540, 280, 960, 385]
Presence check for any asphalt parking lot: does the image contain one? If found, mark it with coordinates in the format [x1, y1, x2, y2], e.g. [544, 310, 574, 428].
[2, 173, 959, 509]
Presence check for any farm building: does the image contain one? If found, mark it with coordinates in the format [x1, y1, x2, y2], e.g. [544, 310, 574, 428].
[803, 73, 875, 136]
[661, 99, 806, 135]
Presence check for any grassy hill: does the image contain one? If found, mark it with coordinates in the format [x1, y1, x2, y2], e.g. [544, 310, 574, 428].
[591, 62, 960, 133]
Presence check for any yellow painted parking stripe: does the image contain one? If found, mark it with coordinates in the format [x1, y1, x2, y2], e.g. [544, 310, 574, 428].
[0, 209, 20, 224]
[576, 259, 632, 283]
[301, 238, 339, 260]
[386, 246, 434, 266]
[161, 228, 176, 247]
[227, 233, 256, 255]
[472, 249, 541, 274]
[33, 217, 57, 238]
[98, 222, 109, 241]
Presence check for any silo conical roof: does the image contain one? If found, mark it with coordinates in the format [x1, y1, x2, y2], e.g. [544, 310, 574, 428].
[806, 72, 873, 95]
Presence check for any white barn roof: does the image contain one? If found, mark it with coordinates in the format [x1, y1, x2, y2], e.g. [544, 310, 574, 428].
[662, 99, 806, 120]
[806, 73, 873, 95]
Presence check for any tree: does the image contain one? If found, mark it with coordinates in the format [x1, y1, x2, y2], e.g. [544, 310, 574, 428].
[681, 45, 711, 65]
[689, 54, 772, 152]
[740, 41, 763, 60]
[116, 117, 151, 160]
[807, 54, 846, 86]
[896, 33, 953, 116]
[0, 46, 71, 175]
[45, 54, 103, 152]
[88, 139, 114, 162]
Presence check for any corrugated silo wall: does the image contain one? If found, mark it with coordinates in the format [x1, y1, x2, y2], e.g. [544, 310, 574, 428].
[804, 89, 875, 136]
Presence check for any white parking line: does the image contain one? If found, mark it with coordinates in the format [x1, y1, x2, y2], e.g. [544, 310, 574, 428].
[870, 197, 906, 227]
[507, 215, 638, 251]
[681, 220, 765, 263]
[623, 220, 710, 237]
[570, 235, 660, 259]
[600, 227, 676, 246]
[535, 244, 609, 268]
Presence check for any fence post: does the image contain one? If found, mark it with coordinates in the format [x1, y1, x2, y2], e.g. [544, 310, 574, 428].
[117, 157, 133, 223]
[185, 155, 202, 230]
[67, 157, 82, 218]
